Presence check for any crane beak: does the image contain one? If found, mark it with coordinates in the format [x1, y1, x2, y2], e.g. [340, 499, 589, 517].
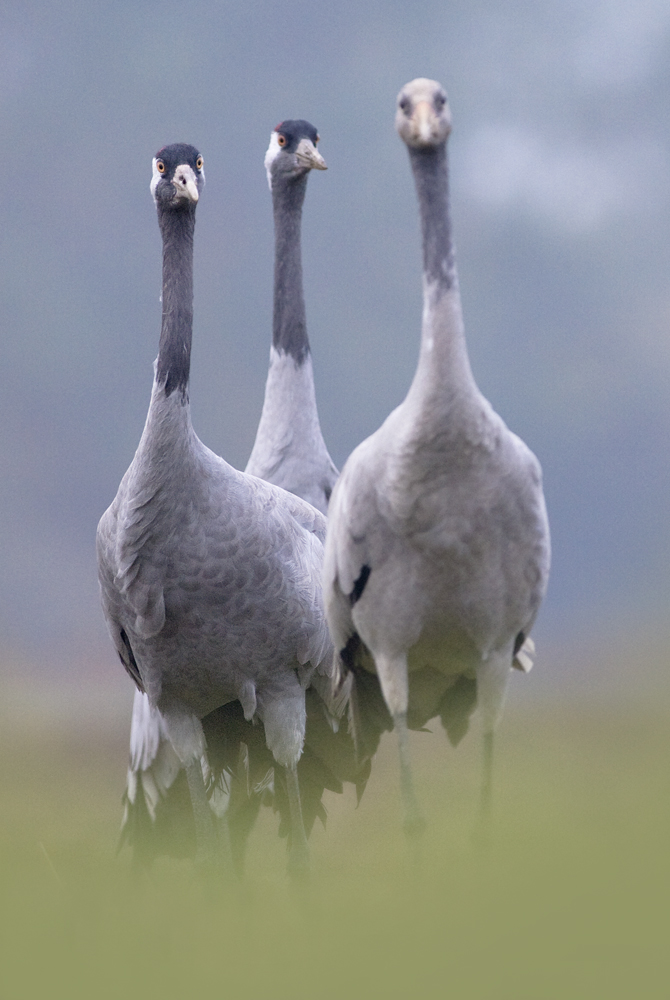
[411, 100, 439, 146]
[172, 164, 200, 203]
[295, 138, 327, 171]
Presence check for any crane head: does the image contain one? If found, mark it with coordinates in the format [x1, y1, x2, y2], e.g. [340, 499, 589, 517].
[396, 78, 452, 148]
[151, 143, 205, 207]
[264, 119, 327, 191]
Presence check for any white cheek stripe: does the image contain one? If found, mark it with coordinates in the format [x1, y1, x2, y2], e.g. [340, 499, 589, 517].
[264, 131, 282, 191]
[150, 159, 203, 203]
[150, 157, 161, 202]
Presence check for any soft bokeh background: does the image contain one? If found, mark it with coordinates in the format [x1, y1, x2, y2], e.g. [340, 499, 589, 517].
[1, 1, 669, 995]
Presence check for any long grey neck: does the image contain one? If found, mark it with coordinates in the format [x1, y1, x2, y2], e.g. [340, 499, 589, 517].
[245, 168, 337, 512]
[272, 173, 310, 363]
[155, 204, 195, 400]
[409, 144, 456, 290]
[406, 142, 476, 413]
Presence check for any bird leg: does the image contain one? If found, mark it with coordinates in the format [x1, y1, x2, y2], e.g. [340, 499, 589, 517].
[226, 776, 263, 878]
[471, 729, 495, 851]
[480, 729, 494, 820]
[394, 712, 426, 840]
[184, 758, 217, 869]
[474, 653, 510, 843]
[284, 763, 310, 881]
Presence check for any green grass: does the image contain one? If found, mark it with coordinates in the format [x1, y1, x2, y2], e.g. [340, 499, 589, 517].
[1, 678, 668, 999]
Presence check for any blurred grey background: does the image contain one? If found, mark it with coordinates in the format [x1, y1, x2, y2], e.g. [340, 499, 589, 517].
[1, 0, 669, 689]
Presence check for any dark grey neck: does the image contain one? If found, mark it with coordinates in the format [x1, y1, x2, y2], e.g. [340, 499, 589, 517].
[272, 173, 310, 363]
[409, 143, 455, 291]
[156, 204, 196, 400]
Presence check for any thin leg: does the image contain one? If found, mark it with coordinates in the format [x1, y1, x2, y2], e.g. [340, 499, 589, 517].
[475, 652, 510, 844]
[227, 781, 263, 878]
[472, 729, 495, 851]
[284, 763, 310, 881]
[481, 729, 494, 821]
[394, 712, 426, 840]
[184, 759, 216, 867]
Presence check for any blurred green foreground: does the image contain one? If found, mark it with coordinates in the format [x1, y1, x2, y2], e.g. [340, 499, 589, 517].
[1, 660, 668, 1000]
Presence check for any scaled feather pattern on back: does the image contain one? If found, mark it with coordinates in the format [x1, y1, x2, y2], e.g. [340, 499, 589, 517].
[98, 143, 339, 871]
[114, 130, 353, 868]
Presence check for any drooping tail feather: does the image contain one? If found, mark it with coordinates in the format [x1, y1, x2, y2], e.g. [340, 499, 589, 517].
[203, 690, 372, 848]
[119, 681, 376, 869]
[119, 692, 197, 865]
[119, 764, 195, 865]
[338, 631, 480, 753]
[339, 634, 393, 780]
[437, 674, 478, 747]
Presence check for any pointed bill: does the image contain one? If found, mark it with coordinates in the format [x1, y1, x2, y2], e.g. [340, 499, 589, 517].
[295, 138, 327, 170]
[172, 164, 200, 202]
[414, 101, 436, 145]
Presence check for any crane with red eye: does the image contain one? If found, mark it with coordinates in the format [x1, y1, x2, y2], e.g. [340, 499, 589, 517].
[116, 126, 384, 878]
[98, 142, 338, 881]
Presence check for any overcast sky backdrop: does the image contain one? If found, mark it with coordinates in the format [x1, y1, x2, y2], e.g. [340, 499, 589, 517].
[1, 0, 669, 688]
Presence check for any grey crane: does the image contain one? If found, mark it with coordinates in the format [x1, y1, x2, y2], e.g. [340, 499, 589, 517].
[246, 118, 338, 513]
[117, 128, 364, 873]
[97, 143, 337, 876]
[323, 79, 551, 835]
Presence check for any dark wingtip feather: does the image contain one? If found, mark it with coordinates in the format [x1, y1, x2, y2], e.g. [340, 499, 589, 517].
[119, 671, 385, 869]
[343, 638, 393, 767]
[119, 769, 195, 866]
[438, 675, 478, 747]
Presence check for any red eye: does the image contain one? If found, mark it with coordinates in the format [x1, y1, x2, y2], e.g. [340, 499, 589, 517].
[277, 134, 287, 147]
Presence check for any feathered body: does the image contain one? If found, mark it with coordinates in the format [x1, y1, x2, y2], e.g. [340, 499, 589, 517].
[98, 397, 331, 762]
[327, 386, 548, 724]
[117, 128, 355, 870]
[98, 143, 334, 870]
[323, 80, 550, 828]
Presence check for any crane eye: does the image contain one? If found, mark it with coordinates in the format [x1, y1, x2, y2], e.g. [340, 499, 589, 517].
[196, 156, 203, 170]
[277, 134, 287, 147]
[156, 160, 165, 173]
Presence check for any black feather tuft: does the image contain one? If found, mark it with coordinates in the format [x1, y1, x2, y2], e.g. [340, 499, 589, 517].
[119, 628, 144, 692]
[349, 564, 371, 606]
[119, 768, 195, 866]
[438, 675, 478, 747]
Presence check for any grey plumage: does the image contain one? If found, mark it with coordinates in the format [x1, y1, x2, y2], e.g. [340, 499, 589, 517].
[246, 119, 338, 515]
[98, 143, 336, 873]
[119, 127, 353, 871]
[323, 79, 550, 833]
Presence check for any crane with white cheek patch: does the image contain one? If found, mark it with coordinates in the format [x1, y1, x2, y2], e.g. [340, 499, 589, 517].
[97, 143, 337, 879]
[120, 126, 379, 874]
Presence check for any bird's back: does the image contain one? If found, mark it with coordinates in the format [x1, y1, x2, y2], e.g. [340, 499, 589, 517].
[98, 430, 332, 717]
